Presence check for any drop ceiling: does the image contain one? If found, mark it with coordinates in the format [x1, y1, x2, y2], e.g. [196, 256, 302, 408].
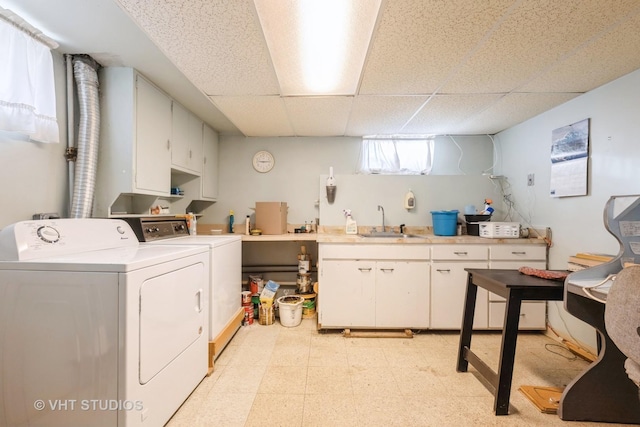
[7, 0, 640, 137]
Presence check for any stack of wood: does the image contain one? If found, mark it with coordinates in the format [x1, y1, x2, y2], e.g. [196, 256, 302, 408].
[567, 252, 615, 271]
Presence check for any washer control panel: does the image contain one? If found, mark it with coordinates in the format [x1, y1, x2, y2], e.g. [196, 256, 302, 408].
[0, 219, 139, 261]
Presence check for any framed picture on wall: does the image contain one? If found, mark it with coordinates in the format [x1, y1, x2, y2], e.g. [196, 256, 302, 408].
[549, 118, 590, 197]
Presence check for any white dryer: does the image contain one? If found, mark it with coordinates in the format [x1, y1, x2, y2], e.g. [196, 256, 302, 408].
[0, 219, 210, 427]
[120, 217, 242, 370]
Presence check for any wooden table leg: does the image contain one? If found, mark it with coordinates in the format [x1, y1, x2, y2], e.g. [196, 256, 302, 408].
[457, 273, 478, 372]
[494, 290, 522, 415]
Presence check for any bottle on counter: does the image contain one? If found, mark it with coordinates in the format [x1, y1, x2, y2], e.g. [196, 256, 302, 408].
[188, 212, 197, 235]
[229, 210, 234, 234]
[245, 215, 251, 235]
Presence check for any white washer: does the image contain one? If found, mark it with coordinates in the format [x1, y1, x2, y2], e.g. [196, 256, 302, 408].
[120, 217, 242, 364]
[0, 219, 210, 427]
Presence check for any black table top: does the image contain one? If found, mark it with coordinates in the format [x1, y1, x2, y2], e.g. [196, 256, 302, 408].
[465, 269, 566, 288]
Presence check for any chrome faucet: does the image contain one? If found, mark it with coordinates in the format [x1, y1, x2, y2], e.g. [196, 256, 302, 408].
[377, 205, 385, 232]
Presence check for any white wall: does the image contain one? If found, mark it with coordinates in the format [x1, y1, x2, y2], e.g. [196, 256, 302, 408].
[202, 135, 496, 227]
[0, 52, 68, 228]
[496, 68, 640, 351]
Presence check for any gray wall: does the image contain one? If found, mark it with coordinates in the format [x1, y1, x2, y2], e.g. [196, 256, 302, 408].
[0, 52, 68, 228]
[496, 68, 640, 351]
[202, 135, 496, 227]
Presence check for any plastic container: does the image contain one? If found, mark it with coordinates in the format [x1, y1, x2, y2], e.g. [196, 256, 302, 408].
[259, 304, 274, 325]
[345, 215, 357, 234]
[298, 293, 317, 318]
[431, 210, 459, 236]
[464, 214, 492, 236]
[276, 295, 304, 327]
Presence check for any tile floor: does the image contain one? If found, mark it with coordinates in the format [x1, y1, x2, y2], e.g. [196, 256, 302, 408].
[167, 318, 632, 427]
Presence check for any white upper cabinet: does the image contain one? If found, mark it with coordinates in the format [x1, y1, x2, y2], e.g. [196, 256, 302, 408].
[171, 101, 203, 175]
[201, 124, 219, 200]
[135, 75, 172, 193]
[95, 67, 218, 217]
[95, 68, 172, 216]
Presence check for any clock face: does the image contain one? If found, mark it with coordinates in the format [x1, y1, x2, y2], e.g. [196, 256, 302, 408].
[252, 150, 275, 173]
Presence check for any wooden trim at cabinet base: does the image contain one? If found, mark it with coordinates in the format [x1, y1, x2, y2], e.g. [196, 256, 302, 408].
[342, 328, 413, 338]
[207, 307, 245, 376]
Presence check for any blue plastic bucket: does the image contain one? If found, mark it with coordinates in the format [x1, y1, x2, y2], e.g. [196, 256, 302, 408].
[431, 210, 459, 236]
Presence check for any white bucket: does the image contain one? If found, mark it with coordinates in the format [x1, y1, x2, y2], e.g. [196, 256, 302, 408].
[276, 295, 304, 327]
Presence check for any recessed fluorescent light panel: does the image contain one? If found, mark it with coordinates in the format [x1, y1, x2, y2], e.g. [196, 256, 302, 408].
[254, 0, 381, 96]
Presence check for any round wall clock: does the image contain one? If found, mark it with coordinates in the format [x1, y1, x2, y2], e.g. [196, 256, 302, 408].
[252, 150, 275, 173]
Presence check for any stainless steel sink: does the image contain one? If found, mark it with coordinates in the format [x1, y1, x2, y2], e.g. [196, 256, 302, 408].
[358, 232, 421, 238]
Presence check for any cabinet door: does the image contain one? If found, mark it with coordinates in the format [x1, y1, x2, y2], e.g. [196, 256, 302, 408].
[171, 102, 203, 175]
[171, 101, 190, 170]
[187, 115, 203, 175]
[431, 261, 488, 329]
[135, 76, 172, 193]
[375, 261, 429, 328]
[319, 260, 375, 328]
[202, 125, 218, 200]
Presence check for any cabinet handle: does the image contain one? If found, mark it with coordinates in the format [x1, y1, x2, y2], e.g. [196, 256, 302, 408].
[204, 156, 207, 164]
[358, 268, 372, 272]
[167, 139, 171, 150]
[380, 268, 394, 272]
[436, 269, 451, 273]
[511, 251, 526, 255]
[453, 251, 468, 255]
[189, 149, 192, 159]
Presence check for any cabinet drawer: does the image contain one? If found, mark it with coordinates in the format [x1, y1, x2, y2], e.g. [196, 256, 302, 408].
[489, 245, 546, 261]
[488, 301, 546, 330]
[319, 244, 429, 260]
[431, 245, 488, 261]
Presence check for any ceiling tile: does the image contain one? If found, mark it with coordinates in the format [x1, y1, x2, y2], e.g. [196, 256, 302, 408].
[345, 95, 429, 136]
[458, 93, 581, 134]
[210, 96, 293, 136]
[521, 10, 640, 93]
[401, 94, 503, 135]
[117, 0, 280, 95]
[283, 97, 353, 136]
[359, 0, 517, 95]
[442, 0, 640, 94]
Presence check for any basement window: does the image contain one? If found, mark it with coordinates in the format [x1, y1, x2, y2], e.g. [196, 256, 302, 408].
[357, 136, 434, 175]
[0, 9, 59, 143]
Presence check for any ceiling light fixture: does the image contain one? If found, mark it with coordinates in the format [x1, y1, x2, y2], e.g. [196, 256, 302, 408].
[254, 0, 381, 96]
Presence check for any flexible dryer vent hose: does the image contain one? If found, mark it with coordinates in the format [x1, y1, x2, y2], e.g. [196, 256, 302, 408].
[70, 56, 100, 218]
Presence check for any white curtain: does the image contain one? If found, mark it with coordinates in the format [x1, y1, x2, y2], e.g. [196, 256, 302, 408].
[0, 17, 59, 143]
[357, 136, 434, 175]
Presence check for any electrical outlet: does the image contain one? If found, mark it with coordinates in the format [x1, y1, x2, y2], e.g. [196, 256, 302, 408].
[527, 173, 535, 186]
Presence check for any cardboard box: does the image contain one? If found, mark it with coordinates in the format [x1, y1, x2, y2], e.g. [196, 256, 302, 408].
[255, 202, 288, 235]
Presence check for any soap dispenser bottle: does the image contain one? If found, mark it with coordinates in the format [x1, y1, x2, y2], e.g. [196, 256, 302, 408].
[404, 190, 416, 210]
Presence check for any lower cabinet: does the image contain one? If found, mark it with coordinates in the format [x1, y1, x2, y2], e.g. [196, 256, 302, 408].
[318, 243, 548, 331]
[375, 261, 430, 328]
[430, 245, 489, 329]
[319, 259, 375, 328]
[318, 244, 430, 329]
[431, 261, 489, 329]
